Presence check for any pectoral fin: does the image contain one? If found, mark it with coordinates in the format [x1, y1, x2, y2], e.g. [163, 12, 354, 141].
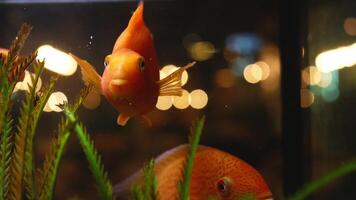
[70, 53, 102, 94]
[117, 114, 130, 126]
[157, 62, 195, 96]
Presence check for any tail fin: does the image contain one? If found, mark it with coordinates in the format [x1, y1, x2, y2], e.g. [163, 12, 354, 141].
[70, 53, 102, 94]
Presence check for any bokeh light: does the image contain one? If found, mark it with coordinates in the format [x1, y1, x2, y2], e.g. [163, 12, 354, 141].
[315, 43, 356, 73]
[156, 96, 173, 110]
[317, 72, 333, 88]
[160, 64, 188, 86]
[344, 17, 356, 36]
[173, 89, 190, 109]
[46, 91, 68, 112]
[255, 61, 271, 80]
[215, 68, 235, 88]
[83, 89, 101, 109]
[260, 43, 281, 92]
[243, 64, 262, 84]
[300, 89, 314, 108]
[321, 84, 340, 102]
[182, 33, 201, 49]
[302, 66, 321, 85]
[37, 45, 77, 76]
[14, 70, 42, 93]
[189, 41, 215, 61]
[225, 33, 263, 56]
[190, 89, 208, 109]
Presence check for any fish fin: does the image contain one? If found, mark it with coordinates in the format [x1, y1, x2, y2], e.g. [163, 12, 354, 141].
[157, 62, 196, 96]
[70, 53, 102, 94]
[117, 114, 130, 126]
[128, 1, 144, 29]
[138, 115, 152, 127]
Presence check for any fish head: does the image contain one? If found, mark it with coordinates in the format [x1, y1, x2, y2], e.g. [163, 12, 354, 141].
[102, 49, 148, 98]
[191, 148, 273, 200]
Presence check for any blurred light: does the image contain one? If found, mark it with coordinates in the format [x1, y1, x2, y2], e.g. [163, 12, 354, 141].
[215, 68, 235, 88]
[173, 89, 190, 109]
[37, 45, 77, 76]
[182, 33, 201, 49]
[225, 33, 263, 56]
[315, 43, 356, 73]
[0, 48, 8, 56]
[302, 66, 321, 85]
[344, 17, 356, 36]
[255, 61, 270, 80]
[230, 57, 255, 76]
[189, 41, 215, 61]
[317, 72, 333, 88]
[46, 91, 68, 112]
[190, 89, 208, 109]
[300, 89, 314, 108]
[156, 96, 173, 110]
[160, 64, 188, 86]
[321, 84, 339, 102]
[20, 70, 42, 93]
[260, 43, 281, 92]
[243, 64, 262, 84]
[83, 89, 101, 109]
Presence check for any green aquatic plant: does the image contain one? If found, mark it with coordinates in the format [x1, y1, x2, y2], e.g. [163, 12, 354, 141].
[64, 107, 114, 200]
[178, 116, 205, 200]
[0, 24, 114, 200]
[131, 116, 205, 200]
[287, 159, 356, 200]
[131, 159, 157, 200]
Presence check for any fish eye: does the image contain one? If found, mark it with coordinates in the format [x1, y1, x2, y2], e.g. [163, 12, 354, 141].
[216, 177, 231, 197]
[104, 57, 109, 67]
[138, 57, 145, 72]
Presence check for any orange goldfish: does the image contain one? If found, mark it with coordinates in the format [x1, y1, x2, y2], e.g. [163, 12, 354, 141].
[114, 144, 273, 200]
[71, 2, 194, 126]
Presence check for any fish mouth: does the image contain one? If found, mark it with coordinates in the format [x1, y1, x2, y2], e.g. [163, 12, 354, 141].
[110, 78, 128, 86]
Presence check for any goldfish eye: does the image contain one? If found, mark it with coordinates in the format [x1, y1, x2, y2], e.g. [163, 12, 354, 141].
[216, 177, 231, 197]
[138, 57, 145, 72]
[104, 60, 108, 67]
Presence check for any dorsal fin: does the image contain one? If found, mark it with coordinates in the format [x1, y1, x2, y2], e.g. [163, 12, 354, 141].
[127, 1, 144, 30]
[70, 53, 102, 94]
[158, 62, 196, 96]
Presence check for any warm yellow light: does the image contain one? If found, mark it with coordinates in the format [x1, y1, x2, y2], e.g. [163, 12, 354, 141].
[83, 89, 101, 109]
[20, 70, 42, 93]
[47, 91, 68, 112]
[255, 61, 270, 80]
[160, 64, 189, 86]
[190, 89, 208, 109]
[189, 41, 215, 61]
[37, 45, 77, 76]
[260, 43, 281, 92]
[156, 96, 173, 110]
[172, 89, 190, 109]
[244, 64, 262, 84]
[344, 17, 356, 36]
[317, 72, 333, 88]
[300, 89, 314, 108]
[302, 66, 321, 85]
[215, 68, 235, 88]
[315, 43, 356, 73]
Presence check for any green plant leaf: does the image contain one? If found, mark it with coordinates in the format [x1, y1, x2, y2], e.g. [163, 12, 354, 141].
[38, 86, 90, 200]
[178, 115, 205, 200]
[64, 109, 113, 200]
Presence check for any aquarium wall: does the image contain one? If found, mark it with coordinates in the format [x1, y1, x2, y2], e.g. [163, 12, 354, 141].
[1, 0, 283, 199]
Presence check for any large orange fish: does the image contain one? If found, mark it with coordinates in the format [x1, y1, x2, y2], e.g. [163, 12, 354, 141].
[114, 144, 273, 200]
[71, 2, 194, 126]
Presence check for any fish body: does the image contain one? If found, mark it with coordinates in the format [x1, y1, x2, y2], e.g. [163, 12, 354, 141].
[114, 145, 273, 200]
[72, 2, 194, 126]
